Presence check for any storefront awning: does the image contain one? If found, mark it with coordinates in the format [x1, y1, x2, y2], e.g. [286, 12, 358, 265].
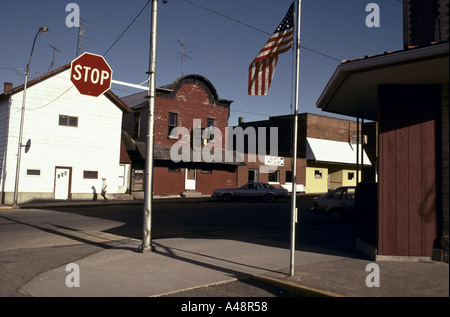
[306, 137, 371, 166]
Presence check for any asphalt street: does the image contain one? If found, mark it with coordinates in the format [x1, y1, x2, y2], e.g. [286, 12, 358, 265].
[0, 196, 359, 297]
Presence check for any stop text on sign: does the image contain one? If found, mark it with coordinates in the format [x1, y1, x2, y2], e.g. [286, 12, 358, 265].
[70, 52, 112, 97]
[72, 65, 110, 85]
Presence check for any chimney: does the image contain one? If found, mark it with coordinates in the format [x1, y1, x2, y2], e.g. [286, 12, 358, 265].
[238, 117, 244, 125]
[4, 82, 13, 94]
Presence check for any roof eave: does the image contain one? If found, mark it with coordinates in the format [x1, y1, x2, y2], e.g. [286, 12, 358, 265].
[316, 42, 449, 120]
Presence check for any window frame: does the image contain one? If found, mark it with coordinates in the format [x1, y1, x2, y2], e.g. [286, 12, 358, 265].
[83, 170, 98, 179]
[314, 170, 323, 179]
[268, 170, 280, 183]
[26, 169, 41, 176]
[59, 115, 78, 127]
[205, 118, 215, 141]
[168, 112, 178, 139]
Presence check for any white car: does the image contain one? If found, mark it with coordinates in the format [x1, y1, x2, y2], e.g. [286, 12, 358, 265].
[213, 182, 289, 203]
[310, 186, 356, 223]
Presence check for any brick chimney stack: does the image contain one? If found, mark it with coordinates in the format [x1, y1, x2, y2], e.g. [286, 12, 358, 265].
[4, 82, 13, 94]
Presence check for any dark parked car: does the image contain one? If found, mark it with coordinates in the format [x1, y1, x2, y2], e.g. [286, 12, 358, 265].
[213, 182, 289, 203]
[310, 186, 356, 223]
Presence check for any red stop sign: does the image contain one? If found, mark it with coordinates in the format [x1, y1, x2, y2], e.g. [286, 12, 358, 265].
[70, 52, 112, 97]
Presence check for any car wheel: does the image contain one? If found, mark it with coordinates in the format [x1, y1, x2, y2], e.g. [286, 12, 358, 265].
[329, 209, 344, 223]
[222, 193, 232, 202]
[264, 193, 276, 203]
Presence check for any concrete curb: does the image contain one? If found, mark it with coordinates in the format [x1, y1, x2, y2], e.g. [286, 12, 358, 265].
[250, 275, 344, 297]
[12, 197, 218, 209]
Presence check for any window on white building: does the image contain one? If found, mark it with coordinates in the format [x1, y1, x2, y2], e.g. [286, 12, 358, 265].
[59, 115, 78, 127]
[27, 169, 40, 176]
[83, 171, 98, 179]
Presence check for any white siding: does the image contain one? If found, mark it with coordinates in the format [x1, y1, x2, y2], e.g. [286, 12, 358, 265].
[0, 98, 11, 194]
[1, 69, 124, 201]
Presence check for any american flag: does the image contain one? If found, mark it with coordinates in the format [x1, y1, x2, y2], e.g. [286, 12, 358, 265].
[248, 2, 294, 96]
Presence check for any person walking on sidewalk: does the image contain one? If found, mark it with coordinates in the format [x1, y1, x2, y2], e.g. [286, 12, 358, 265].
[101, 178, 108, 202]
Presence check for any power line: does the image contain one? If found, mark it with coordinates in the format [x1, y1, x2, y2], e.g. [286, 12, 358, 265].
[104, 0, 151, 56]
[230, 109, 270, 117]
[183, 0, 271, 35]
[300, 46, 341, 62]
[102, 0, 341, 63]
[27, 86, 73, 111]
[183, 0, 342, 63]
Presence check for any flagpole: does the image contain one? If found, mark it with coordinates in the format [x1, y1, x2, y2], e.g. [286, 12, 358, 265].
[290, 0, 301, 277]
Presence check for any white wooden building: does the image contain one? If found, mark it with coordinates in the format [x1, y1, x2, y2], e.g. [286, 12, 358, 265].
[0, 64, 132, 204]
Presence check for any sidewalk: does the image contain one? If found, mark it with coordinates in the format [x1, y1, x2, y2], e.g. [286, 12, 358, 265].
[4, 199, 449, 298]
[17, 236, 448, 298]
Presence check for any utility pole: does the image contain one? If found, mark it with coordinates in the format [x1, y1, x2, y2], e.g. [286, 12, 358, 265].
[137, 0, 158, 253]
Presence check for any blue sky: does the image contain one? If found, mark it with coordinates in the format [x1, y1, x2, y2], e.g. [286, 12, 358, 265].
[0, 0, 403, 125]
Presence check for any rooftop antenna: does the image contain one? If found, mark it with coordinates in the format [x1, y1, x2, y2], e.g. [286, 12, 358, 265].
[48, 45, 61, 72]
[177, 36, 193, 76]
[76, 18, 93, 57]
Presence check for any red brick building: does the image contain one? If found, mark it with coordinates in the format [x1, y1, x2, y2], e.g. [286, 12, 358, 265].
[121, 74, 239, 196]
[234, 113, 372, 194]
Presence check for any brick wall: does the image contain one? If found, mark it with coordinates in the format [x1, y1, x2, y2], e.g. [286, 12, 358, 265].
[305, 113, 359, 142]
[122, 75, 235, 196]
[237, 113, 361, 158]
[154, 83, 230, 147]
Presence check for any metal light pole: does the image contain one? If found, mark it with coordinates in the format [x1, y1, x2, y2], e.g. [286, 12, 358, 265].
[12, 26, 49, 208]
[138, 0, 158, 252]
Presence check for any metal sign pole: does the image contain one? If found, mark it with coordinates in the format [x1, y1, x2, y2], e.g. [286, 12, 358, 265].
[290, 0, 302, 276]
[138, 0, 158, 253]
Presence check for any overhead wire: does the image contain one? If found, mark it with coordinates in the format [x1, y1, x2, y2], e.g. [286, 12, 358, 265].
[102, 0, 342, 63]
[183, 0, 342, 63]
[104, 0, 152, 56]
[183, 0, 271, 36]
[3, 0, 343, 116]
